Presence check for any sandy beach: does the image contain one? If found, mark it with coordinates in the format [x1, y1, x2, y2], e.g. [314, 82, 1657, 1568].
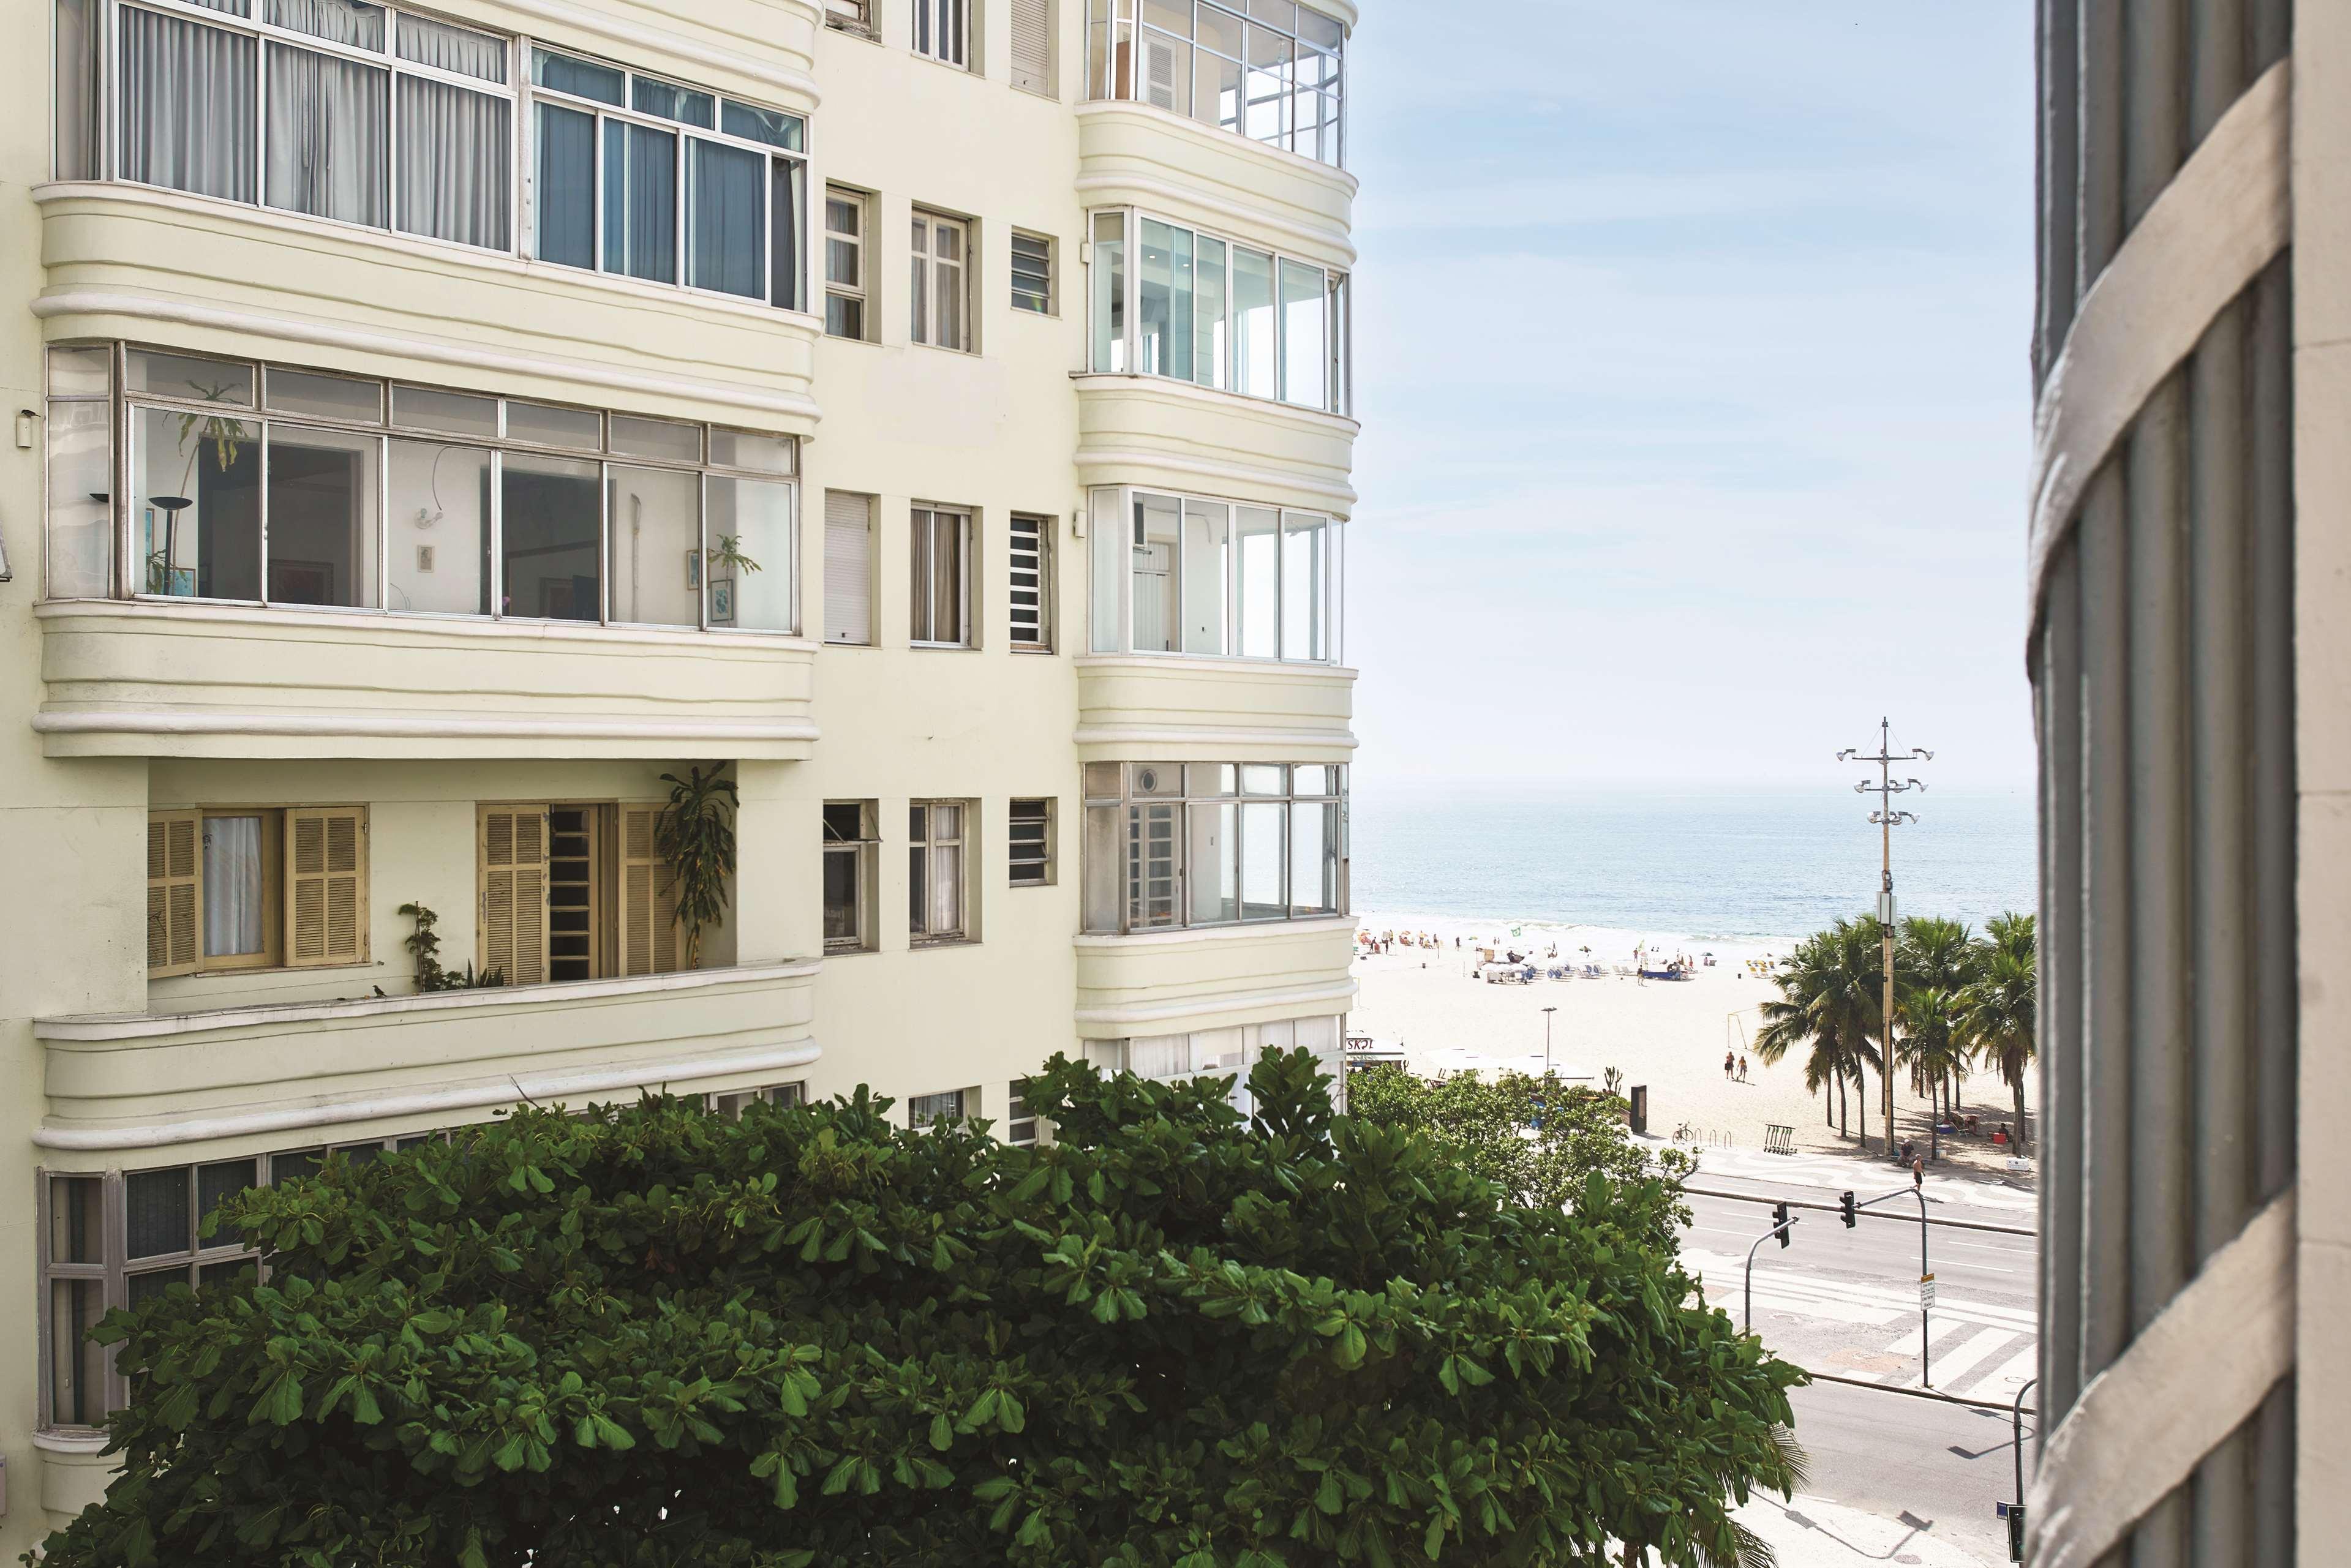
[1349, 912, 2039, 1193]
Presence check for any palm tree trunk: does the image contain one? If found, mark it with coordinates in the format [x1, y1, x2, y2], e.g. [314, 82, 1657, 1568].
[1837, 1072, 1848, 1138]
[1857, 1068, 1869, 1149]
[2012, 1073, 2028, 1154]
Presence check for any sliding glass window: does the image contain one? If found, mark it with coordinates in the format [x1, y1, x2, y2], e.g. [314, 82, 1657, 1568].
[1081, 761, 1345, 935]
[59, 342, 796, 633]
[530, 47, 807, 311]
[1086, 0, 1345, 168]
[1090, 209, 1349, 414]
[94, 0, 512, 248]
[1088, 486, 1341, 664]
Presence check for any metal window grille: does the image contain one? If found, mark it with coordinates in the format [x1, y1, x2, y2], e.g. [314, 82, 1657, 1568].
[1009, 798, 1053, 885]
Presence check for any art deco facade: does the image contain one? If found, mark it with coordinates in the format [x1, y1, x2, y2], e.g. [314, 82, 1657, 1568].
[0, 0, 1362, 1541]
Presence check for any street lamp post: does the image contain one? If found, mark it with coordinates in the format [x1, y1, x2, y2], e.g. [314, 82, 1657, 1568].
[1838, 718, 1932, 1160]
[1541, 1005, 1557, 1079]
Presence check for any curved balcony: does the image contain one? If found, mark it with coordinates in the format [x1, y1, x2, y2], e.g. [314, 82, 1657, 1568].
[1075, 374, 1357, 514]
[36, 185, 820, 432]
[35, 600, 819, 760]
[35, 959, 822, 1157]
[1074, 917, 1358, 1037]
[1075, 102, 1356, 271]
[1075, 654, 1356, 763]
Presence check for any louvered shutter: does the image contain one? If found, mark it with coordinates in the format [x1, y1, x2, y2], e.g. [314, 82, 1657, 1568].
[1143, 32, 1178, 111]
[286, 808, 368, 967]
[480, 806, 549, 986]
[146, 811, 202, 977]
[1010, 0, 1050, 93]
[824, 491, 873, 645]
[619, 805, 682, 976]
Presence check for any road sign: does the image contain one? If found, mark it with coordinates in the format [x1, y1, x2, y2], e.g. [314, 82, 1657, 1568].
[1919, 1274, 1937, 1309]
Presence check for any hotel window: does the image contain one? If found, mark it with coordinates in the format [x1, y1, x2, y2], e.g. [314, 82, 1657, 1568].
[1011, 230, 1055, 314]
[1087, 487, 1342, 663]
[1006, 1078, 1040, 1144]
[1009, 798, 1055, 886]
[911, 211, 972, 350]
[910, 801, 970, 943]
[529, 47, 808, 311]
[1010, 0, 1053, 93]
[1086, 0, 1344, 167]
[824, 490, 876, 643]
[825, 0, 876, 36]
[1088, 211, 1349, 412]
[909, 1088, 969, 1128]
[55, 346, 797, 633]
[475, 802, 688, 986]
[823, 800, 879, 953]
[910, 506, 972, 646]
[146, 806, 367, 977]
[64, 0, 517, 247]
[914, 0, 970, 68]
[825, 187, 871, 339]
[1081, 762, 1344, 935]
[1009, 513, 1053, 649]
[1084, 1016, 1345, 1109]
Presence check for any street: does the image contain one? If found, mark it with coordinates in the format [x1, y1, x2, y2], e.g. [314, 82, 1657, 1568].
[1676, 1172, 2040, 1566]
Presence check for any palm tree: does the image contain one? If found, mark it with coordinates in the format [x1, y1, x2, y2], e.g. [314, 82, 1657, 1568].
[1899, 915, 1978, 997]
[1755, 925, 1884, 1144]
[1963, 912, 2038, 1152]
[1897, 986, 1970, 1157]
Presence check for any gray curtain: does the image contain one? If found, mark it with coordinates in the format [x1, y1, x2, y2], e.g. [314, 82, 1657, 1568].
[119, 7, 257, 202]
[55, 0, 100, 179]
[534, 103, 595, 268]
[604, 121, 677, 282]
[396, 75, 509, 249]
[687, 138, 764, 299]
[265, 42, 388, 226]
[395, 13, 505, 81]
[265, 0, 385, 48]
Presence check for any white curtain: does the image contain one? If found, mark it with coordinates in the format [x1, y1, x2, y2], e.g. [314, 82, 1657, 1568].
[1129, 1035, 1191, 1080]
[396, 75, 510, 249]
[119, 7, 257, 202]
[395, 14, 506, 80]
[202, 816, 265, 957]
[266, 43, 388, 227]
[265, 0, 385, 48]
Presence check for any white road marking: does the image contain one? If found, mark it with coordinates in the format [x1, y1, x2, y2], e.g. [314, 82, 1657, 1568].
[1920, 1327, 2018, 1389]
[1960, 1343, 2044, 1400]
[1882, 1316, 1976, 1359]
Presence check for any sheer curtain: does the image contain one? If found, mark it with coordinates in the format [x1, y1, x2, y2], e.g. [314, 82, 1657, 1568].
[396, 77, 509, 248]
[266, 43, 388, 226]
[202, 815, 265, 957]
[119, 8, 257, 201]
[396, 15, 507, 80]
[265, 0, 385, 48]
[55, 0, 100, 179]
[687, 139, 764, 298]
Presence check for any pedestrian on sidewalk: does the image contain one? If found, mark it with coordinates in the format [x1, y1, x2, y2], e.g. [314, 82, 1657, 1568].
[1723, 1050, 1736, 1079]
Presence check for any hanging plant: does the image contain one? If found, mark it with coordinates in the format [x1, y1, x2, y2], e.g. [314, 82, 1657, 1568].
[656, 764, 739, 970]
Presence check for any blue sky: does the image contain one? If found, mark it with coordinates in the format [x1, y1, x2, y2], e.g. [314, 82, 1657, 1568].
[1343, 1, 2036, 791]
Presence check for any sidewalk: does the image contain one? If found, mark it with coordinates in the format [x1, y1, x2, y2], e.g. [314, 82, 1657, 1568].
[1660, 1138, 2039, 1218]
[1733, 1491, 2004, 1568]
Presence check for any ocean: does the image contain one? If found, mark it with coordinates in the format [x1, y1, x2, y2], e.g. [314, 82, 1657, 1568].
[1349, 784, 2039, 947]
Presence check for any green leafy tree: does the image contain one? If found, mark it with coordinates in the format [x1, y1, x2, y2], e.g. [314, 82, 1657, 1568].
[36, 1053, 1804, 1568]
[1962, 912, 2038, 1152]
[655, 763, 737, 969]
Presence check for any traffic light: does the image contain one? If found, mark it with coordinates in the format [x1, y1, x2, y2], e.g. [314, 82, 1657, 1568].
[1773, 1201, 1791, 1248]
[1840, 1190, 1858, 1229]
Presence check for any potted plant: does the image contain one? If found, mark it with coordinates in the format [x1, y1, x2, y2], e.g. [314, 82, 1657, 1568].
[703, 533, 761, 628]
[656, 765, 738, 969]
[146, 381, 248, 595]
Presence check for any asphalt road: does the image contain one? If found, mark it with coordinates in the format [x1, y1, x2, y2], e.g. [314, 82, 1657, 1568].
[1766, 1379, 2029, 1566]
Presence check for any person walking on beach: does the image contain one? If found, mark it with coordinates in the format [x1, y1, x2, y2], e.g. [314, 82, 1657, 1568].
[1723, 1050, 1736, 1080]
[1738, 1056, 1750, 1082]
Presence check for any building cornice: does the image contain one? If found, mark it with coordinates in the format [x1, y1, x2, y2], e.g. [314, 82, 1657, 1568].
[1072, 978, 1359, 1029]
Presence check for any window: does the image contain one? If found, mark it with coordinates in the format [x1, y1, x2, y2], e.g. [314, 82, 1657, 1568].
[476, 801, 686, 987]
[1006, 1078, 1039, 1145]
[146, 806, 366, 977]
[1083, 1016, 1343, 1109]
[909, 506, 972, 646]
[909, 1088, 969, 1127]
[1011, 0, 1053, 93]
[1082, 762, 1344, 934]
[823, 800, 878, 952]
[530, 48, 807, 311]
[825, 0, 875, 35]
[1086, 0, 1344, 167]
[1009, 512, 1053, 649]
[1089, 209, 1348, 411]
[80, 1, 514, 246]
[1009, 798, 1055, 886]
[824, 490, 876, 643]
[1010, 230, 1054, 314]
[712, 1081, 807, 1117]
[60, 345, 799, 631]
[911, 211, 972, 350]
[825, 187, 871, 339]
[914, 0, 970, 68]
[1088, 487, 1341, 662]
[910, 801, 969, 942]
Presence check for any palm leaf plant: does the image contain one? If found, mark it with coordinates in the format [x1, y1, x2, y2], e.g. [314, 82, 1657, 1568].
[655, 763, 738, 970]
[1962, 912, 2038, 1152]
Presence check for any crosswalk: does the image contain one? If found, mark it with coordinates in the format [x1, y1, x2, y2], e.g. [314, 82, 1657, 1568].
[1684, 1247, 2039, 1403]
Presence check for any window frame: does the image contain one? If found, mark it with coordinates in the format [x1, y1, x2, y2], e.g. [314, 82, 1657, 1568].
[1008, 511, 1054, 651]
[908, 504, 974, 648]
[912, 0, 972, 70]
[1085, 0, 1346, 167]
[910, 208, 975, 352]
[1081, 760, 1346, 936]
[908, 1087, 970, 1128]
[824, 184, 872, 340]
[1088, 208, 1349, 413]
[1086, 484, 1342, 664]
[1010, 228, 1055, 315]
[73, 343, 799, 634]
[909, 798, 972, 945]
[1008, 797, 1055, 887]
[822, 798, 879, 953]
[1006, 1077, 1039, 1144]
[147, 803, 368, 978]
[824, 0, 878, 37]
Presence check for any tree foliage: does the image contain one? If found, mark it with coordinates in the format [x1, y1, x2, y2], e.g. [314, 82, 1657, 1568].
[37, 1052, 1804, 1568]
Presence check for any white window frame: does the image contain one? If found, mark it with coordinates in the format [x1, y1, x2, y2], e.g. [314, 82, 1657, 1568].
[909, 798, 972, 943]
[1009, 797, 1055, 886]
[1081, 761, 1346, 936]
[1006, 1077, 1040, 1144]
[913, 0, 972, 69]
[1009, 511, 1053, 650]
[824, 185, 871, 340]
[822, 798, 879, 953]
[1085, 0, 1346, 167]
[1010, 228, 1055, 315]
[1086, 484, 1342, 664]
[908, 1087, 970, 1127]
[1087, 208, 1349, 413]
[909, 505, 974, 648]
[910, 208, 974, 351]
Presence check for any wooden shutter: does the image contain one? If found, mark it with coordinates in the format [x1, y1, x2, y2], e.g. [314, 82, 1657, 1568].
[286, 808, 368, 967]
[480, 806, 549, 986]
[1010, 0, 1050, 93]
[146, 811, 202, 977]
[619, 805, 681, 976]
[824, 491, 873, 644]
[1143, 32, 1178, 111]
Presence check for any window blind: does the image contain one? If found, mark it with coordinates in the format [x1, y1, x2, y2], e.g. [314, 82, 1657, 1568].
[479, 805, 549, 986]
[619, 804, 680, 976]
[824, 491, 873, 644]
[1010, 0, 1050, 93]
[286, 807, 367, 967]
[147, 811, 203, 977]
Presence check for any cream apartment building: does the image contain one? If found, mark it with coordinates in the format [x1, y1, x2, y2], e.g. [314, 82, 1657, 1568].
[0, 0, 1361, 1542]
